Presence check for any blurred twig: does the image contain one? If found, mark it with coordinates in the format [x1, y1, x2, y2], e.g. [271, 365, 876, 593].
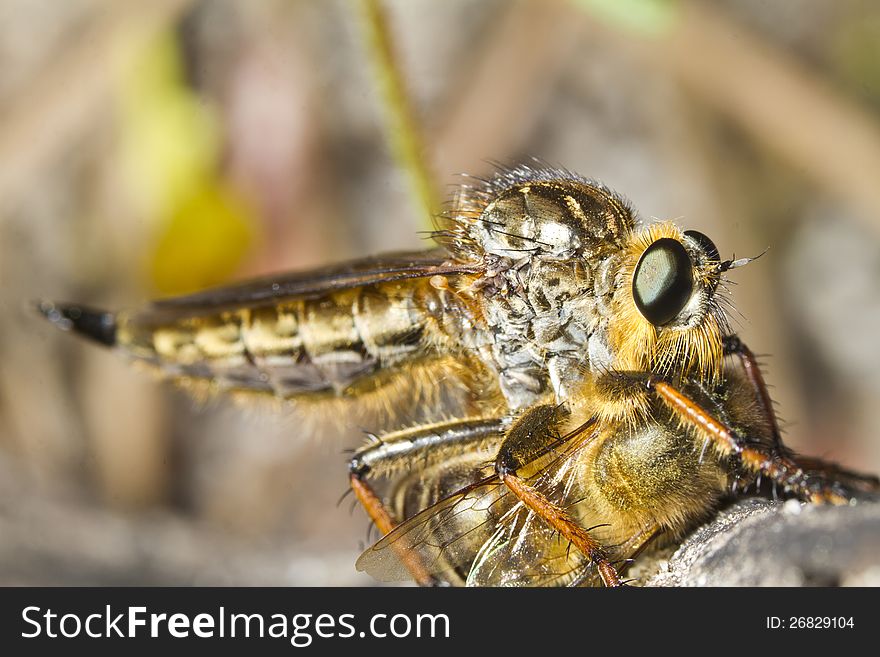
[0, 0, 193, 215]
[356, 0, 440, 231]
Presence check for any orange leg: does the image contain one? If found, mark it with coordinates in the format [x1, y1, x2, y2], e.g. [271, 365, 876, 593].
[615, 524, 662, 581]
[722, 336, 878, 494]
[649, 378, 856, 505]
[499, 472, 622, 587]
[596, 368, 874, 505]
[723, 335, 783, 449]
[349, 417, 505, 586]
[349, 473, 438, 586]
[494, 405, 621, 587]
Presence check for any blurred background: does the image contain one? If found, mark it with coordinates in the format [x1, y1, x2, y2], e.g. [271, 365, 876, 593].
[1, 0, 879, 585]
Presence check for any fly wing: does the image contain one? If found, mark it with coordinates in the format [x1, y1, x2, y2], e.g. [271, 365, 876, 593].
[466, 423, 604, 587]
[355, 475, 515, 584]
[141, 249, 480, 321]
[466, 507, 592, 587]
[357, 420, 619, 587]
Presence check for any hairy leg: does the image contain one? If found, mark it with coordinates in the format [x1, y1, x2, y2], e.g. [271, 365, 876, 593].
[600, 370, 876, 505]
[723, 335, 783, 449]
[494, 405, 622, 587]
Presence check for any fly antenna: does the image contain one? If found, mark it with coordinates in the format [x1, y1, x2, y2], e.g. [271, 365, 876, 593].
[717, 246, 769, 273]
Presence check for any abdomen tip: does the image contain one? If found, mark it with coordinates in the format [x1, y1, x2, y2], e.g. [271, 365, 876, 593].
[35, 300, 117, 347]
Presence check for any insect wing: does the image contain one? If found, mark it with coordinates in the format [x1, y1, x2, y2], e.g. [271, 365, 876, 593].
[467, 424, 604, 587]
[355, 475, 515, 584]
[358, 421, 608, 586]
[466, 504, 591, 586]
[138, 249, 481, 321]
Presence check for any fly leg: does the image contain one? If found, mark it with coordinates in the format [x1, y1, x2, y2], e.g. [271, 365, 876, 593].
[722, 337, 878, 493]
[566, 523, 662, 587]
[722, 335, 783, 449]
[349, 417, 504, 586]
[651, 377, 846, 504]
[494, 405, 623, 587]
[604, 371, 873, 505]
[783, 456, 880, 493]
[617, 524, 663, 580]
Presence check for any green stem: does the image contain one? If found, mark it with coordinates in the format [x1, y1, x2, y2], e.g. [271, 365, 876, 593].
[357, 0, 440, 233]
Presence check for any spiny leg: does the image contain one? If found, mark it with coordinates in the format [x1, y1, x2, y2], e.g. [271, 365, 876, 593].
[652, 379, 844, 503]
[723, 335, 783, 449]
[542, 519, 660, 587]
[499, 475, 622, 587]
[349, 417, 504, 586]
[603, 371, 866, 505]
[656, 380, 880, 503]
[723, 336, 878, 493]
[614, 524, 663, 584]
[494, 405, 622, 587]
[778, 456, 879, 493]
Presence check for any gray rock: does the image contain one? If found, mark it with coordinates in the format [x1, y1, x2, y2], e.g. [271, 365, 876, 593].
[644, 498, 880, 587]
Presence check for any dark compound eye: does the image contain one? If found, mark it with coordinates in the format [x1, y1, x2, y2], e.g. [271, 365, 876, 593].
[633, 238, 694, 326]
[684, 230, 720, 263]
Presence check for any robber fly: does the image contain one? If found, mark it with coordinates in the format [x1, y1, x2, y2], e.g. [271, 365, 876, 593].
[38, 164, 879, 587]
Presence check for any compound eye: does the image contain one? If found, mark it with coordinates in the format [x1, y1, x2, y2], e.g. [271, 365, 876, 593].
[684, 230, 720, 263]
[633, 238, 694, 326]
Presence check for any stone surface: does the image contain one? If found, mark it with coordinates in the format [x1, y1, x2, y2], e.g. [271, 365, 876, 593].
[644, 498, 880, 587]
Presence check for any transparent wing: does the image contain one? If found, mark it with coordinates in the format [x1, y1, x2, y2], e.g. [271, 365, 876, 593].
[355, 474, 513, 584]
[466, 455, 594, 587]
[357, 420, 619, 587]
[466, 425, 608, 587]
[466, 505, 589, 586]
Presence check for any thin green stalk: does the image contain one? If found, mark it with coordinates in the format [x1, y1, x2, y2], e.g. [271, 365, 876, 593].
[357, 0, 440, 233]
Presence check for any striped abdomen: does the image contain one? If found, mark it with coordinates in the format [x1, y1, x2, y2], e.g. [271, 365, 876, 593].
[115, 277, 482, 399]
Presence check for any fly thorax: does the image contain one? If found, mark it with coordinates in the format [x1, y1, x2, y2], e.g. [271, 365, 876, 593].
[448, 171, 636, 408]
[469, 188, 583, 260]
[478, 255, 601, 408]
